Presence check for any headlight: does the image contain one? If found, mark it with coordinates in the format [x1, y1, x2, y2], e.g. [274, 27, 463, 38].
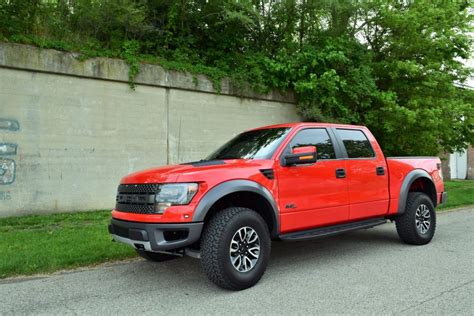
[155, 183, 199, 213]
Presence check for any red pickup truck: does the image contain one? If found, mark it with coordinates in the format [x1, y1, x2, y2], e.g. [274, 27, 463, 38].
[109, 123, 446, 290]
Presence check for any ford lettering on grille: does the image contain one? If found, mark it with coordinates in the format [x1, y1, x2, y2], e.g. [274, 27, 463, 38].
[115, 184, 159, 214]
[117, 194, 150, 204]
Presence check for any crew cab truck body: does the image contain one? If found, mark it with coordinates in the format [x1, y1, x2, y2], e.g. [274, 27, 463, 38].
[109, 123, 446, 290]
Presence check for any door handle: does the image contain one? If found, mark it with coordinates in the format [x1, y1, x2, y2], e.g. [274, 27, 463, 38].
[376, 166, 385, 176]
[335, 168, 346, 178]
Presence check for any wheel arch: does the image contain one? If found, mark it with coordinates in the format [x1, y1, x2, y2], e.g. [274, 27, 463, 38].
[193, 180, 280, 238]
[397, 169, 437, 215]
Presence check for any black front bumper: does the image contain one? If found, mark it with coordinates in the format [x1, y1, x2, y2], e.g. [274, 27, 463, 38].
[108, 219, 204, 252]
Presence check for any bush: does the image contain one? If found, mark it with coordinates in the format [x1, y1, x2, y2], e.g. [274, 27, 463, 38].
[1, 0, 472, 155]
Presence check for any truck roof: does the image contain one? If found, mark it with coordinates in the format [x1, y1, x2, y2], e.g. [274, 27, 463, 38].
[249, 122, 367, 131]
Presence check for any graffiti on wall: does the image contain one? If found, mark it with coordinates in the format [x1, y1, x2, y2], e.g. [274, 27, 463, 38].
[0, 143, 17, 155]
[0, 119, 20, 132]
[0, 119, 18, 202]
[0, 190, 10, 200]
[0, 158, 15, 185]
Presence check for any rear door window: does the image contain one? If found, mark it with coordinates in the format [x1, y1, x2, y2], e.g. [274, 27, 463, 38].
[336, 129, 375, 158]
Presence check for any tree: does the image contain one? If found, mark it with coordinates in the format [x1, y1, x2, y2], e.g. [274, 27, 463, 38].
[357, 0, 473, 155]
[265, 0, 473, 155]
[0, 0, 472, 155]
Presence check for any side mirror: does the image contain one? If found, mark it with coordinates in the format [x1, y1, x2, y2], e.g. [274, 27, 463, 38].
[284, 146, 317, 166]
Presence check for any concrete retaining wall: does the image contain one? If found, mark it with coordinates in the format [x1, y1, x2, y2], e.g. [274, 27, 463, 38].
[0, 43, 298, 217]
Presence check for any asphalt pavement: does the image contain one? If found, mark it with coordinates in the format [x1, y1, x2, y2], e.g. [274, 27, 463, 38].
[0, 207, 473, 315]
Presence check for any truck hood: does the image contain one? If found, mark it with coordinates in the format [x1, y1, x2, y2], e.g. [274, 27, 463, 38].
[120, 159, 274, 184]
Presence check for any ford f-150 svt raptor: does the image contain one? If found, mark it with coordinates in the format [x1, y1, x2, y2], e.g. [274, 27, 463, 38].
[109, 122, 447, 290]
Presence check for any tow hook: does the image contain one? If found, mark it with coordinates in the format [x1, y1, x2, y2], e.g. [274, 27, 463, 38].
[185, 248, 201, 259]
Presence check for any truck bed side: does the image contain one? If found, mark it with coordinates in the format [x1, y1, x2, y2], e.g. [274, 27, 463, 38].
[386, 157, 444, 215]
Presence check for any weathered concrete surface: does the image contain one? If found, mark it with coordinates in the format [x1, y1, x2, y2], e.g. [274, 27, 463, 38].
[0, 208, 472, 315]
[0, 42, 295, 103]
[0, 43, 299, 216]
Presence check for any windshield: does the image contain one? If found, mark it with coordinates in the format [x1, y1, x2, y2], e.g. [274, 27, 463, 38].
[207, 127, 291, 160]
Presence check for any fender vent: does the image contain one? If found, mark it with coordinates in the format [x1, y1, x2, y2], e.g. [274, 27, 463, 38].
[260, 169, 274, 180]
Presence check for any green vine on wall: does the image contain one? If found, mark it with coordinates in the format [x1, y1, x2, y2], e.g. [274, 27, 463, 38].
[120, 41, 140, 90]
[4, 34, 228, 91]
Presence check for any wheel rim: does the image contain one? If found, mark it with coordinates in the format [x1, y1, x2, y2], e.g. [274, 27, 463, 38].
[415, 204, 431, 235]
[229, 226, 260, 272]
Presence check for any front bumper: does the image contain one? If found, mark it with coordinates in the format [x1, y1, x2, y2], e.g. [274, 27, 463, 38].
[440, 192, 448, 205]
[108, 218, 204, 252]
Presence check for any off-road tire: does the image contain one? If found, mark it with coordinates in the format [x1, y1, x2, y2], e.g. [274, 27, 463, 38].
[135, 249, 179, 262]
[396, 192, 436, 245]
[200, 207, 271, 291]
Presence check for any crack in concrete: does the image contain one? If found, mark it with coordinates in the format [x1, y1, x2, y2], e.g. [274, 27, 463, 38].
[397, 279, 474, 314]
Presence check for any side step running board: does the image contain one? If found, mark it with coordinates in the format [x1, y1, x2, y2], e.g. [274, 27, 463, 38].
[279, 218, 387, 241]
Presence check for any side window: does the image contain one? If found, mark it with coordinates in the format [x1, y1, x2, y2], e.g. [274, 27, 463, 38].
[289, 129, 336, 160]
[336, 129, 375, 158]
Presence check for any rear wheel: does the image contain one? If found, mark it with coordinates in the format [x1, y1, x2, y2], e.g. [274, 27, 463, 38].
[135, 249, 179, 262]
[200, 207, 271, 291]
[396, 192, 436, 245]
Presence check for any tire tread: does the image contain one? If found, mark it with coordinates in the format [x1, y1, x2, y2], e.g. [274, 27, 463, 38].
[395, 192, 436, 245]
[200, 207, 270, 290]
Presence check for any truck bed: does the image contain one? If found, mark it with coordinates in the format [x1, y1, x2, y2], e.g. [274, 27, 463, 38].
[386, 156, 444, 214]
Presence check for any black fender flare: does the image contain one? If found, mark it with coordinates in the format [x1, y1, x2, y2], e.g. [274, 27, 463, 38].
[397, 169, 437, 214]
[192, 180, 280, 237]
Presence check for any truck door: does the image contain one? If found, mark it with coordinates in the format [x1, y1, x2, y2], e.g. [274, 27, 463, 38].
[276, 128, 349, 233]
[334, 128, 389, 220]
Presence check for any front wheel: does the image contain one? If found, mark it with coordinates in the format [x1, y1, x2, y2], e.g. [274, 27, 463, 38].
[200, 207, 271, 291]
[396, 192, 436, 245]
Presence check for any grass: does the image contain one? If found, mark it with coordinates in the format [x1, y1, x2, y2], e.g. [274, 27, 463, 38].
[0, 180, 472, 279]
[0, 211, 136, 279]
[439, 180, 474, 210]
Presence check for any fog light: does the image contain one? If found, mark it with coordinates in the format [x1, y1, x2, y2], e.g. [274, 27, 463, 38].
[155, 202, 171, 214]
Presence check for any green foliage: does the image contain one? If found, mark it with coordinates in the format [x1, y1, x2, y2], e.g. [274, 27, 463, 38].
[358, 0, 474, 155]
[121, 40, 141, 89]
[0, 0, 472, 155]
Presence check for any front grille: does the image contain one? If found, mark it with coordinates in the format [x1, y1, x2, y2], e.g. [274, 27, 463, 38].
[117, 184, 160, 193]
[115, 184, 159, 214]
